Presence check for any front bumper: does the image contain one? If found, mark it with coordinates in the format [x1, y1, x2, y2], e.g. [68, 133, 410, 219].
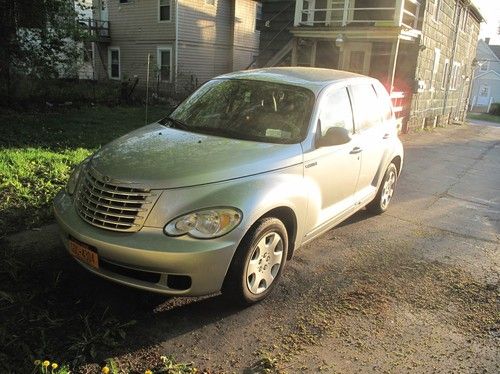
[53, 190, 238, 296]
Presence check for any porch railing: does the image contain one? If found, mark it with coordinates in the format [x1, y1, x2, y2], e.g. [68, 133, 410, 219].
[390, 91, 410, 132]
[79, 18, 110, 41]
[294, 0, 421, 30]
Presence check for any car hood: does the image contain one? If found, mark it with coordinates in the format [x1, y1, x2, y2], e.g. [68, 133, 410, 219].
[89, 123, 304, 189]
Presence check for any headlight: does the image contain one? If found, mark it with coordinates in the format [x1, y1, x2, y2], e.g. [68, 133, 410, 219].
[164, 208, 242, 239]
[66, 165, 82, 196]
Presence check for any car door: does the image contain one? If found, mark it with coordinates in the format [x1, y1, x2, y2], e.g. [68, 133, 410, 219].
[303, 86, 361, 234]
[348, 83, 387, 203]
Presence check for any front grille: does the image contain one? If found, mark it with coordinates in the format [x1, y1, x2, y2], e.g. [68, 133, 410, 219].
[75, 167, 159, 232]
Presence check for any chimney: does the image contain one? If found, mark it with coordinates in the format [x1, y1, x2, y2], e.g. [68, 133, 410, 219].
[485, 37, 490, 45]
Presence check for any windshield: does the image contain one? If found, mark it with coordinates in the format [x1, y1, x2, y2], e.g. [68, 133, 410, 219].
[165, 79, 315, 144]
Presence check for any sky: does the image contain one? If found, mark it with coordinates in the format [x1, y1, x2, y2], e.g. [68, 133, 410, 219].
[473, 0, 500, 45]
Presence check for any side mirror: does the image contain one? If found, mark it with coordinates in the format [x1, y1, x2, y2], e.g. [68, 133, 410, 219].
[318, 127, 351, 147]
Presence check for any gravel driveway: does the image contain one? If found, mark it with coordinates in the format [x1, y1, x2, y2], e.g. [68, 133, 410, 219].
[4, 123, 499, 373]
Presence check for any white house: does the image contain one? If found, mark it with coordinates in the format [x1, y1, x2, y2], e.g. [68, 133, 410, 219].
[470, 38, 500, 112]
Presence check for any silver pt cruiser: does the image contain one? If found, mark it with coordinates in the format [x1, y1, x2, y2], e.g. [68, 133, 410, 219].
[54, 67, 403, 305]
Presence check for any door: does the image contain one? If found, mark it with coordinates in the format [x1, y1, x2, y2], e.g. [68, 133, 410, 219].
[99, 0, 108, 22]
[303, 87, 361, 234]
[477, 84, 490, 106]
[348, 83, 387, 203]
[341, 42, 372, 75]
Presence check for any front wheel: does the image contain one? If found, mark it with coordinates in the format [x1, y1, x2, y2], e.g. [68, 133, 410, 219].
[223, 218, 288, 306]
[366, 163, 398, 214]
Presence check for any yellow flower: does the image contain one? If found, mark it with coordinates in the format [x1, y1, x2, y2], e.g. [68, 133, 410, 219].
[145, 370, 153, 374]
[102, 366, 110, 374]
[43, 361, 51, 367]
[34, 360, 41, 365]
[52, 363, 59, 369]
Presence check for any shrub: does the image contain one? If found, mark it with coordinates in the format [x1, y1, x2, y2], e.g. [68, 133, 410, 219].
[488, 102, 500, 116]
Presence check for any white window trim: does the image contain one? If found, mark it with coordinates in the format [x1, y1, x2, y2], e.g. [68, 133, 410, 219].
[157, 46, 173, 83]
[450, 61, 461, 90]
[158, 0, 172, 22]
[433, 0, 441, 22]
[442, 58, 449, 90]
[108, 47, 120, 80]
[479, 61, 489, 71]
[255, 2, 263, 31]
[430, 48, 440, 91]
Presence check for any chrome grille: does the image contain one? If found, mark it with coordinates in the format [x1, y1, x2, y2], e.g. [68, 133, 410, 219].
[75, 168, 158, 232]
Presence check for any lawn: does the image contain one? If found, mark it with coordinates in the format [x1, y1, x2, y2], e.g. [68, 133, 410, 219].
[0, 105, 170, 237]
[466, 112, 500, 124]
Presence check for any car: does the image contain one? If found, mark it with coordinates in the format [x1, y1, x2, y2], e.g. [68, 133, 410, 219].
[53, 67, 403, 305]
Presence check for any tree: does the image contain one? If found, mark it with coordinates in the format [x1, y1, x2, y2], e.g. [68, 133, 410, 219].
[0, 0, 89, 97]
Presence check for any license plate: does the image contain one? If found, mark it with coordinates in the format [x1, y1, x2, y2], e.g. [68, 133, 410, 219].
[69, 239, 99, 269]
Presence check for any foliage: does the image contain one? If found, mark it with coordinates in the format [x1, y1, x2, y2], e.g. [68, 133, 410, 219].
[488, 102, 500, 116]
[0, 105, 169, 236]
[467, 112, 500, 124]
[0, 0, 90, 95]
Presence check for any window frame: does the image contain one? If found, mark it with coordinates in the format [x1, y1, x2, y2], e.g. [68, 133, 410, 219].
[158, 0, 172, 22]
[157, 45, 173, 83]
[255, 2, 263, 31]
[317, 86, 355, 137]
[433, 0, 442, 22]
[442, 58, 450, 90]
[450, 62, 461, 90]
[204, 0, 215, 6]
[430, 48, 441, 91]
[108, 46, 121, 80]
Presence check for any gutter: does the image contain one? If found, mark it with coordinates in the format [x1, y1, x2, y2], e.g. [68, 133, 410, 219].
[175, 0, 179, 92]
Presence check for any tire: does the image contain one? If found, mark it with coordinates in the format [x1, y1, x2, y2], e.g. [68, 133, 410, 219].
[223, 217, 288, 306]
[366, 163, 398, 215]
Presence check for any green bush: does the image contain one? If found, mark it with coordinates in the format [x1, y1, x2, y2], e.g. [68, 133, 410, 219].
[488, 102, 500, 116]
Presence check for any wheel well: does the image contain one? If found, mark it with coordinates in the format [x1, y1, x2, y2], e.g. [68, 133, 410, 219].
[262, 207, 297, 260]
[392, 156, 402, 175]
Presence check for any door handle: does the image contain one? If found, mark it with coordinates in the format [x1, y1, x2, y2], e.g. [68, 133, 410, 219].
[350, 147, 362, 154]
[382, 133, 390, 139]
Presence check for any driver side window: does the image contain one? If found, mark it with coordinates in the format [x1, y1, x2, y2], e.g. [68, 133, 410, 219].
[319, 88, 354, 136]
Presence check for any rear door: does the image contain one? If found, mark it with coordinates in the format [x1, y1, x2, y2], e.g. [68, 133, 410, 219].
[348, 83, 387, 203]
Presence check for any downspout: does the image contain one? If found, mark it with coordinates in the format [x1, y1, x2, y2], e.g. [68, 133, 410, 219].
[175, 0, 179, 92]
[442, 2, 463, 116]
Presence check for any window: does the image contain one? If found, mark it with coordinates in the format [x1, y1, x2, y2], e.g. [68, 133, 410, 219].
[119, 0, 129, 3]
[480, 61, 489, 71]
[431, 48, 440, 90]
[159, 0, 171, 21]
[350, 84, 383, 132]
[450, 62, 461, 90]
[157, 46, 172, 82]
[167, 79, 315, 144]
[373, 84, 393, 122]
[319, 88, 354, 136]
[108, 47, 120, 79]
[459, 6, 468, 31]
[255, 2, 263, 31]
[205, 0, 215, 5]
[442, 59, 450, 90]
[433, 0, 442, 22]
[453, 3, 460, 24]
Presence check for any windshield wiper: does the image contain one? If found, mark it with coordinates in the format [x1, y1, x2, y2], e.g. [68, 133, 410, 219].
[160, 116, 190, 130]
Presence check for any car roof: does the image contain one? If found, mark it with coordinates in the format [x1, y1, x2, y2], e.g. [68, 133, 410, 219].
[216, 67, 374, 94]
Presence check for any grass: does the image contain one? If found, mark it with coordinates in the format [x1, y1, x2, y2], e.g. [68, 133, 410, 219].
[466, 112, 500, 124]
[0, 105, 169, 237]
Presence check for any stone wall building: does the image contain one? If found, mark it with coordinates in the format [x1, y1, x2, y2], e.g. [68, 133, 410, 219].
[258, 0, 483, 132]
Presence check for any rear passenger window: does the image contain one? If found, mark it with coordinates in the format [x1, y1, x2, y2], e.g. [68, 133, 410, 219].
[373, 84, 393, 122]
[350, 84, 383, 131]
[319, 88, 354, 136]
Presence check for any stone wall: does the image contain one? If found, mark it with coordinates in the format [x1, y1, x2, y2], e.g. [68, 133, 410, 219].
[407, 0, 481, 130]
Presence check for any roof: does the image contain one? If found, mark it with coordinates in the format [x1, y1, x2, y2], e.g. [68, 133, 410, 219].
[489, 45, 500, 61]
[217, 67, 368, 94]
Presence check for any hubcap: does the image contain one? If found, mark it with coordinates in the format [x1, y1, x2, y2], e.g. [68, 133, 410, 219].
[246, 231, 284, 295]
[381, 169, 396, 210]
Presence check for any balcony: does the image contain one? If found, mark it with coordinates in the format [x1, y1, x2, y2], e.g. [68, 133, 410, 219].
[293, 0, 421, 30]
[79, 18, 111, 43]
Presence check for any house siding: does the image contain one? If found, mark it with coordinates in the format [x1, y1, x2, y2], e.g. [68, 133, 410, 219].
[93, 0, 177, 89]
[469, 39, 500, 110]
[177, 0, 259, 85]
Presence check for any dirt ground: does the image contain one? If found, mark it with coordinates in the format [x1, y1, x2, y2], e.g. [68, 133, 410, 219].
[3, 123, 499, 373]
